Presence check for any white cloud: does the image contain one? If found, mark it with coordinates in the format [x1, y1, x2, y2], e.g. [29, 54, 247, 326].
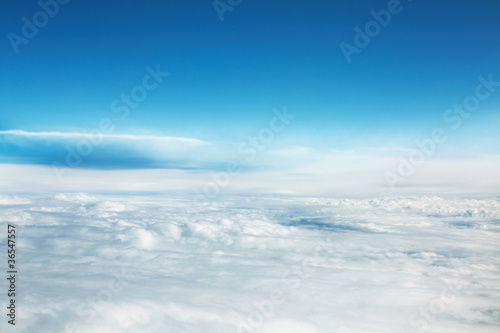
[0, 194, 31, 205]
[0, 130, 208, 145]
[1, 151, 500, 196]
[1, 193, 499, 332]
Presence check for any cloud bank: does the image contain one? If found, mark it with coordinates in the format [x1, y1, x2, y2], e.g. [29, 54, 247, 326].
[0, 130, 210, 169]
[1, 129, 500, 195]
[0, 193, 499, 332]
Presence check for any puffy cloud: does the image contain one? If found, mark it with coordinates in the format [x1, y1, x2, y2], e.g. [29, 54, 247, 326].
[0, 194, 31, 205]
[0, 193, 499, 332]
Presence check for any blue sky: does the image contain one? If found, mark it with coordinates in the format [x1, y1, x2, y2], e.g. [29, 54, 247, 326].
[1, 0, 499, 173]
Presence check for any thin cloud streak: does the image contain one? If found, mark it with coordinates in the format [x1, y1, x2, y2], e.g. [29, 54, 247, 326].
[0, 130, 208, 145]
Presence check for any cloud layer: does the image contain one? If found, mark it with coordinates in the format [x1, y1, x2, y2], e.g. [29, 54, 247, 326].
[0, 130, 210, 169]
[2, 129, 500, 194]
[0, 193, 499, 332]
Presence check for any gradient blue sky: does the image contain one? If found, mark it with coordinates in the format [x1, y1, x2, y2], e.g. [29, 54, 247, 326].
[1, 0, 499, 170]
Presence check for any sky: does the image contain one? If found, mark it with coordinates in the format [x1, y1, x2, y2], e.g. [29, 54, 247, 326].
[1, 0, 499, 193]
[1, 3, 500, 332]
